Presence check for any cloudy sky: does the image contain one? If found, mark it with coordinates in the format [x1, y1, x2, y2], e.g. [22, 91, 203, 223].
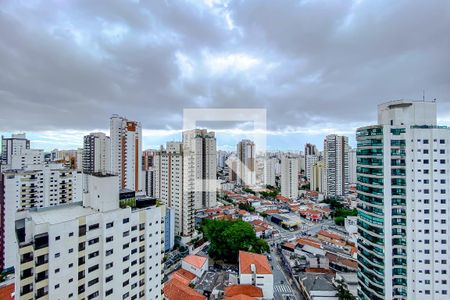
[1, 0, 450, 151]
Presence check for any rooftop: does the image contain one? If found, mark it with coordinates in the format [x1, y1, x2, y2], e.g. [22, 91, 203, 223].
[239, 251, 272, 275]
[298, 273, 337, 293]
[28, 202, 98, 225]
[163, 278, 206, 300]
[183, 255, 208, 269]
[224, 284, 263, 297]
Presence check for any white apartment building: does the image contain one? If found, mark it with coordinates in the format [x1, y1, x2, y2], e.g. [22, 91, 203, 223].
[154, 142, 186, 236]
[110, 114, 143, 192]
[182, 129, 217, 210]
[238, 251, 273, 299]
[305, 154, 318, 181]
[264, 157, 278, 187]
[15, 173, 164, 300]
[10, 149, 44, 170]
[281, 156, 299, 200]
[357, 100, 450, 300]
[1, 165, 82, 271]
[324, 134, 349, 197]
[1, 133, 30, 166]
[348, 148, 357, 185]
[237, 139, 256, 187]
[83, 132, 111, 174]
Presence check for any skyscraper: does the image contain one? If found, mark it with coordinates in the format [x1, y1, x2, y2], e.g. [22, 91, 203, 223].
[110, 115, 142, 192]
[237, 139, 256, 187]
[311, 160, 326, 193]
[324, 134, 349, 197]
[305, 143, 318, 156]
[348, 147, 357, 185]
[264, 157, 278, 187]
[182, 129, 217, 210]
[143, 149, 157, 198]
[82, 132, 111, 174]
[357, 100, 450, 300]
[280, 156, 299, 199]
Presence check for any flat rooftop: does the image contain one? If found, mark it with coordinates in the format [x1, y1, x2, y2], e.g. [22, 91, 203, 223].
[29, 202, 98, 225]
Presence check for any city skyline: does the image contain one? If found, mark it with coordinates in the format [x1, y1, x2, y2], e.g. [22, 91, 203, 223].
[2, 1, 450, 151]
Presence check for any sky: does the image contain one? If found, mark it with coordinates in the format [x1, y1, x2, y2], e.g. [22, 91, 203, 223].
[1, 0, 450, 152]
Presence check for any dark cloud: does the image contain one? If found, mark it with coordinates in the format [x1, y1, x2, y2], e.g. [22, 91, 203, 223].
[0, 0, 449, 135]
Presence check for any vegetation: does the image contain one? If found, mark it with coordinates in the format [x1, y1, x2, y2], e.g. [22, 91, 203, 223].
[243, 187, 256, 195]
[259, 212, 268, 218]
[200, 219, 269, 262]
[321, 197, 345, 209]
[238, 202, 255, 212]
[302, 183, 311, 190]
[260, 190, 278, 198]
[336, 280, 356, 300]
[334, 208, 357, 225]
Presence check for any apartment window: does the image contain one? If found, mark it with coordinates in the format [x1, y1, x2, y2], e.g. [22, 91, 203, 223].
[55, 253, 60, 258]
[123, 292, 129, 299]
[106, 289, 113, 297]
[88, 278, 99, 287]
[131, 225, 137, 231]
[88, 264, 99, 273]
[89, 251, 99, 259]
[106, 236, 113, 243]
[123, 280, 129, 287]
[106, 222, 114, 229]
[106, 262, 113, 269]
[123, 243, 130, 249]
[123, 218, 129, 224]
[55, 236, 60, 241]
[69, 263, 73, 268]
[106, 249, 113, 256]
[69, 232, 74, 237]
[89, 223, 99, 231]
[423, 139, 429, 144]
[87, 291, 99, 300]
[55, 284, 60, 289]
[88, 237, 99, 245]
[440, 139, 445, 144]
[123, 267, 129, 274]
[123, 231, 130, 237]
[123, 255, 130, 262]
[68, 248, 73, 253]
[79, 242, 85, 251]
[106, 275, 113, 282]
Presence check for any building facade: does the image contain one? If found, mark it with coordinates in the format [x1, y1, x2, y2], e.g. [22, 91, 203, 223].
[82, 132, 111, 174]
[280, 156, 299, 200]
[1, 133, 30, 166]
[324, 134, 349, 197]
[15, 174, 164, 300]
[110, 115, 142, 192]
[237, 139, 256, 187]
[357, 100, 450, 300]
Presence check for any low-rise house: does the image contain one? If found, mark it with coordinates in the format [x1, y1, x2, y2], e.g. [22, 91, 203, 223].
[317, 230, 346, 248]
[325, 252, 358, 272]
[171, 268, 197, 285]
[182, 255, 209, 278]
[297, 273, 338, 300]
[239, 251, 273, 299]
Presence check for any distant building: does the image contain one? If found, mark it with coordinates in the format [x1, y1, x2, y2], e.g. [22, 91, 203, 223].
[1, 133, 30, 166]
[110, 114, 142, 192]
[280, 156, 299, 199]
[324, 134, 349, 197]
[237, 139, 256, 187]
[264, 157, 278, 187]
[305, 154, 318, 181]
[82, 132, 111, 174]
[348, 148, 357, 184]
[311, 160, 326, 193]
[182, 255, 208, 278]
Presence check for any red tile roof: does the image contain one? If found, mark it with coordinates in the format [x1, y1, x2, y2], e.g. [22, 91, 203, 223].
[276, 195, 290, 202]
[239, 251, 272, 275]
[264, 209, 280, 215]
[183, 255, 208, 269]
[296, 238, 322, 249]
[325, 252, 358, 269]
[225, 295, 257, 300]
[318, 230, 344, 241]
[163, 278, 206, 300]
[0, 282, 14, 300]
[172, 268, 197, 285]
[224, 284, 263, 297]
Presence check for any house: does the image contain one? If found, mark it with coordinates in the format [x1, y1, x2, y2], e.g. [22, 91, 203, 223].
[182, 255, 209, 278]
[238, 251, 273, 299]
[317, 230, 346, 247]
[163, 278, 206, 300]
[0, 279, 14, 300]
[297, 273, 338, 300]
[171, 268, 197, 285]
[224, 284, 263, 299]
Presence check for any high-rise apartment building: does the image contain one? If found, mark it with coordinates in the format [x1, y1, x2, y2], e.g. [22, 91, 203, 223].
[154, 142, 186, 236]
[1, 133, 30, 166]
[324, 134, 349, 197]
[110, 115, 142, 192]
[227, 154, 238, 182]
[305, 154, 318, 181]
[82, 132, 111, 174]
[311, 160, 326, 193]
[264, 157, 278, 187]
[305, 143, 318, 156]
[10, 149, 44, 170]
[143, 149, 157, 198]
[182, 129, 217, 210]
[0, 165, 82, 270]
[357, 100, 450, 300]
[237, 139, 256, 187]
[14, 173, 164, 300]
[348, 148, 357, 185]
[280, 156, 299, 199]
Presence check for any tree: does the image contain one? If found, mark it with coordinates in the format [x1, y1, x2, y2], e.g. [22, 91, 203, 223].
[239, 202, 255, 212]
[201, 220, 269, 262]
[336, 280, 356, 300]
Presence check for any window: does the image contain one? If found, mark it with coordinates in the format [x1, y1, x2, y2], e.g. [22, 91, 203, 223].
[69, 248, 73, 253]
[88, 291, 99, 300]
[106, 236, 113, 243]
[55, 284, 60, 289]
[440, 139, 445, 144]
[88, 237, 99, 245]
[55, 236, 60, 241]
[89, 251, 99, 259]
[106, 222, 114, 229]
[55, 253, 60, 258]
[106, 289, 113, 296]
[423, 139, 429, 144]
[123, 231, 130, 237]
[106, 275, 113, 283]
[123, 218, 129, 224]
[106, 262, 113, 269]
[89, 223, 99, 231]
[106, 249, 113, 256]
[88, 264, 99, 273]
[131, 225, 137, 231]
[69, 232, 74, 237]
[123, 280, 129, 287]
[88, 278, 99, 287]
